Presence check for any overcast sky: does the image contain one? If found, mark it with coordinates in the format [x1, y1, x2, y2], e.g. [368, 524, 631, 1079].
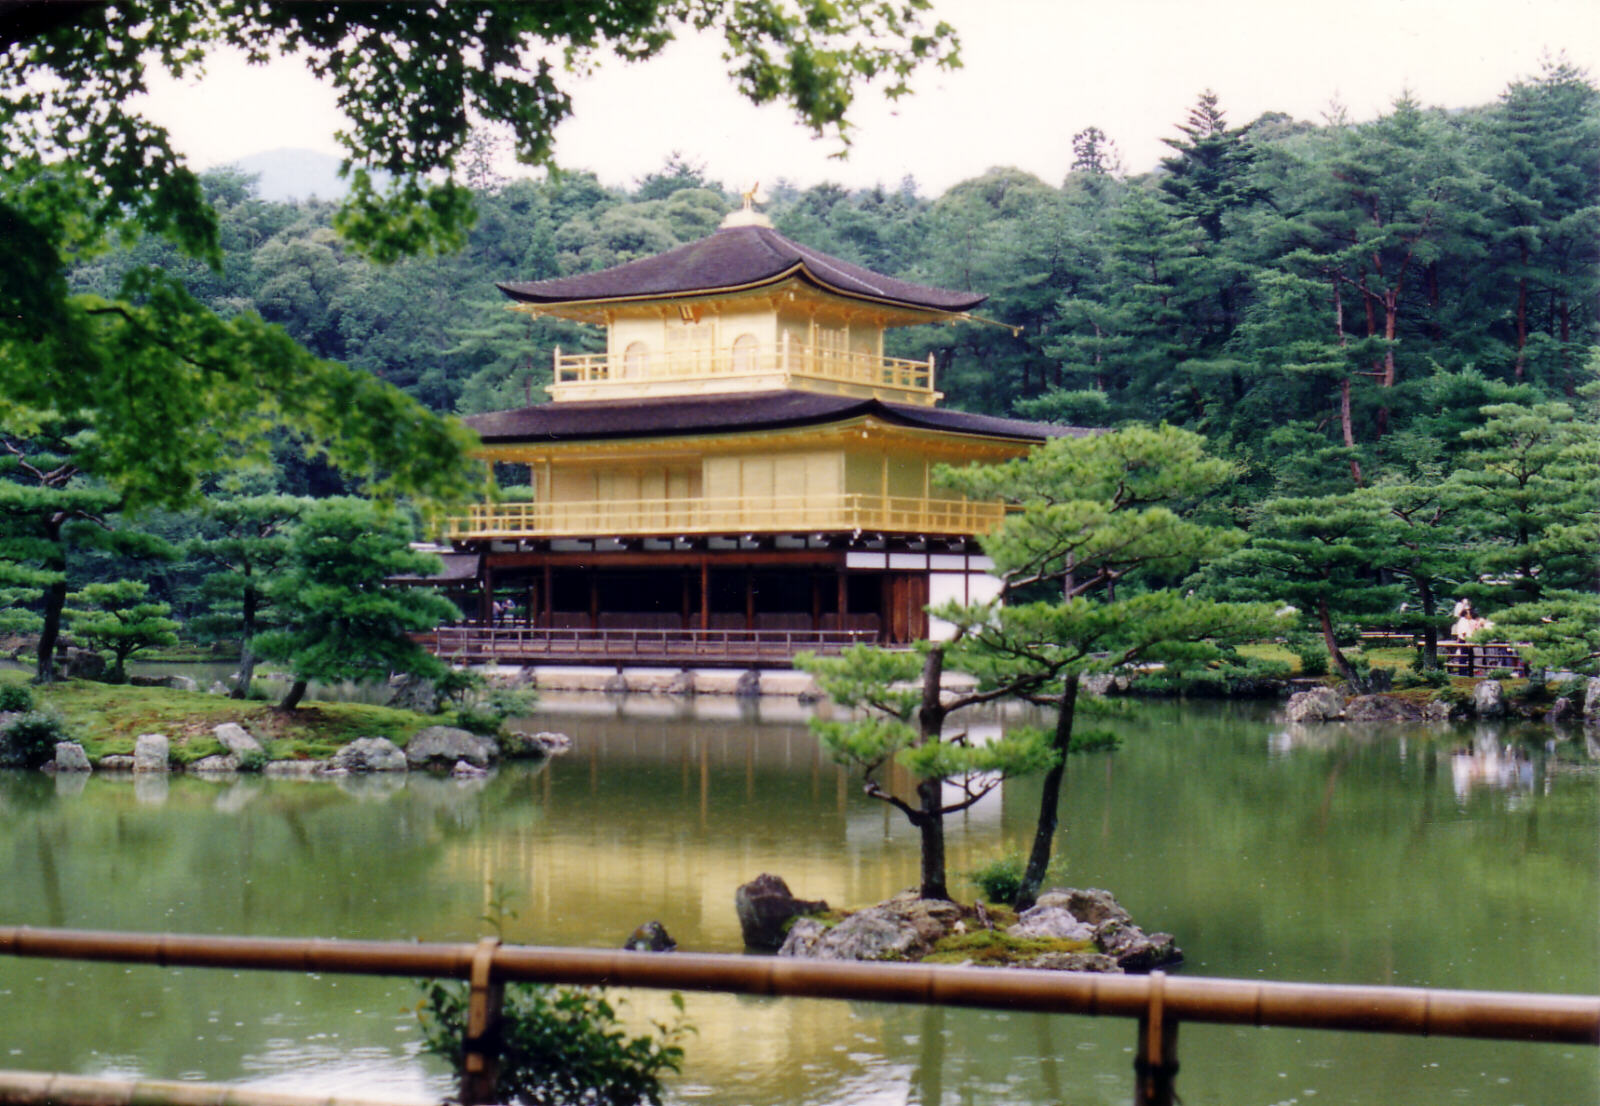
[139, 0, 1599, 197]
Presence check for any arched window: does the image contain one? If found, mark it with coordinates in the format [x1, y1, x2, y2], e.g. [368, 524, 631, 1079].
[622, 341, 650, 379]
[730, 332, 759, 373]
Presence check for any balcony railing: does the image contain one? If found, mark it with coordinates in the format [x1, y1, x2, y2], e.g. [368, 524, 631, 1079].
[445, 493, 1007, 541]
[549, 340, 938, 404]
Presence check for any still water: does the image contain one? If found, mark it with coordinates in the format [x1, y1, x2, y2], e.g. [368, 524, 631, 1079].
[0, 695, 1595, 1105]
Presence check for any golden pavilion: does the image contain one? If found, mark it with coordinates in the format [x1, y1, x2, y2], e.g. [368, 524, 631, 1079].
[439, 202, 1075, 665]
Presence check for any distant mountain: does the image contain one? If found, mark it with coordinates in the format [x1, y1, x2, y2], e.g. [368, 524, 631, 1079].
[218, 147, 374, 203]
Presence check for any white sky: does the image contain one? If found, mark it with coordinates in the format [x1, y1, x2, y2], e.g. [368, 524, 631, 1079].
[140, 0, 1600, 196]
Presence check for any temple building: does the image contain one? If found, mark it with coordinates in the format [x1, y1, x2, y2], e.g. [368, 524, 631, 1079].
[438, 202, 1075, 666]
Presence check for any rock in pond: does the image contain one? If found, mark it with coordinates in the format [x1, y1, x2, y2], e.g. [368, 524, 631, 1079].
[623, 921, 677, 952]
[97, 754, 135, 771]
[1473, 680, 1507, 718]
[736, 873, 829, 950]
[133, 733, 170, 773]
[1344, 694, 1423, 722]
[1284, 686, 1345, 723]
[188, 754, 240, 774]
[502, 730, 573, 759]
[406, 726, 499, 769]
[214, 723, 264, 759]
[1008, 905, 1093, 943]
[329, 737, 408, 773]
[780, 897, 961, 962]
[1583, 676, 1600, 719]
[53, 742, 91, 772]
[450, 759, 489, 779]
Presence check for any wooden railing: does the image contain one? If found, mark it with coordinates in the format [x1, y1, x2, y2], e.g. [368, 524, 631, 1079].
[549, 341, 938, 404]
[430, 624, 876, 665]
[445, 492, 1008, 540]
[1438, 640, 1530, 678]
[1, 927, 1594, 1106]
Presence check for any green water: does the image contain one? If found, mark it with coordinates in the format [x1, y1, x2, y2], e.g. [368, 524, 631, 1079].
[0, 696, 1595, 1105]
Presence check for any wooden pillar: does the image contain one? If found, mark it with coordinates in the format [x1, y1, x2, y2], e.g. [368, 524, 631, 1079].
[542, 563, 553, 626]
[680, 571, 693, 628]
[837, 568, 849, 625]
[744, 569, 755, 630]
[480, 562, 495, 625]
[588, 572, 599, 630]
[459, 937, 504, 1106]
[699, 558, 710, 630]
[1134, 971, 1179, 1106]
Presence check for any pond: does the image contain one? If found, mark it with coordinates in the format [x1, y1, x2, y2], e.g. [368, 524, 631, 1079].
[0, 694, 1595, 1105]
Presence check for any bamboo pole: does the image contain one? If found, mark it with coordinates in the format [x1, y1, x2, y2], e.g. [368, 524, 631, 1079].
[0, 1071, 412, 1106]
[1, 927, 1595, 1046]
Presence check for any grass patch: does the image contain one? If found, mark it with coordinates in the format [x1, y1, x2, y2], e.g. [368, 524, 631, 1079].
[1237, 642, 1299, 672]
[30, 679, 438, 762]
[923, 929, 1095, 966]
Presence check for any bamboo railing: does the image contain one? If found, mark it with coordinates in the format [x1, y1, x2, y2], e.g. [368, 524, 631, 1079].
[0, 1071, 408, 1106]
[1, 927, 1594, 1106]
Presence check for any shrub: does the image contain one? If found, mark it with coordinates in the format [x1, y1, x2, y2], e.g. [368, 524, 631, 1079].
[1295, 645, 1329, 677]
[0, 683, 34, 712]
[1393, 667, 1448, 690]
[968, 854, 1026, 905]
[4, 710, 72, 768]
[417, 979, 688, 1106]
[454, 685, 539, 736]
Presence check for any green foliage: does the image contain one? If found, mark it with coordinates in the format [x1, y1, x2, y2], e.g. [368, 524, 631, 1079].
[417, 979, 689, 1106]
[1068, 727, 1122, 753]
[63, 579, 180, 682]
[0, 683, 34, 713]
[3, 709, 71, 768]
[1295, 642, 1330, 677]
[253, 498, 460, 704]
[454, 686, 540, 737]
[1393, 666, 1449, 690]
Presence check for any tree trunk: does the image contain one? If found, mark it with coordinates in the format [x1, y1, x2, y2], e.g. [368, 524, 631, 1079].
[279, 678, 308, 711]
[916, 780, 949, 901]
[1015, 673, 1080, 912]
[915, 645, 950, 900]
[1318, 599, 1359, 685]
[1340, 378, 1363, 486]
[231, 585, 258, 699]
[34, 578, 67, 684]
[1513, 250, 1528, 381]
[1417, 579, 1439, 670]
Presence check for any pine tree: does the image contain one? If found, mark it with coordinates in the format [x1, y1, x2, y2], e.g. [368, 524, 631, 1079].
[63, 580, 180, 683]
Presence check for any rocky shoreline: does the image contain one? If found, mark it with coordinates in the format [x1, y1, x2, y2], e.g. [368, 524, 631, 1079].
[1281, 674, 1600, 727]
[0, 720, 572, 777]
[732, 873, 1179, 974]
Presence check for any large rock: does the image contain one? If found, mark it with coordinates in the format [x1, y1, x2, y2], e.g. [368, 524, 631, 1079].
[329, 737, 408, 773]
[1344, 695, 1423, 722]
[97, 754, 135, 771]
[62, 648, 105, 681]
[1545, 698, 1574, 725]
[1025, 888, 1180, 972]
[387, 672, 439, 713]
[1422, 697, 1466, 722]
[779, 898, 961, 961]
[133, 733, 169, 773]
[188, 754, 240, 773]
[1583, 677, 1600, 719]
[214, 723, 264, 759]
[53, 742, 91, 772]
[735, 873, 829, 950]
[1284, 686, 1345, 723]
[1473, 680, 1506, 718]
[1035, 888, 1130, 927]
[1019, 951, 1121, 973]
[1009, 905, 1093, 943]
[503, 730, 573, 759]
[166, 675, 200, 693]
[263, 759, 322, 778]
[1093, 919, 1181, 972]
[406, 726, 499, 768]
[735, 670, 762, 698]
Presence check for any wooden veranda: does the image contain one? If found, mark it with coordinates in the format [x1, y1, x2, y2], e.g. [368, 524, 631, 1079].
[426, 622, 878, 667]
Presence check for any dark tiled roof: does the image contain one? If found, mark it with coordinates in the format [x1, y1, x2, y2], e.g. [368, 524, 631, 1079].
[497, 224, 986, 313]
[390, 553, 481, 584]
[465, 391, 1085, 445]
